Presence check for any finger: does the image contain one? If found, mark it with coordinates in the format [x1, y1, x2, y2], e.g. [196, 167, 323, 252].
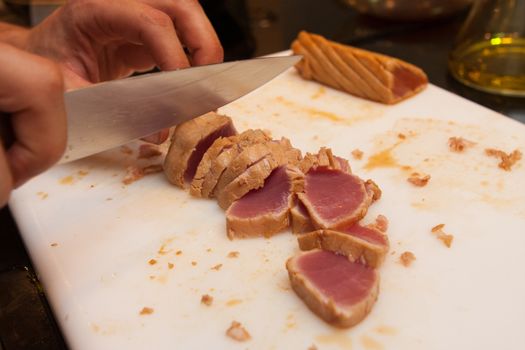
[0, 145, 13, 207]
[140, 0, 223, 65]
[115, 43, 156, 74]
[0, 44, 67, 187]
[68, 0, 190, 71]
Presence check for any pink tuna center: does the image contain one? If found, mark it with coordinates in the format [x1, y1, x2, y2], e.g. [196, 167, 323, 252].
[305, 168, 366, 223]
[229, 167, 289, 217]
[184, 123, 237, 182]
[392, 66, 426, 98]
[298, 250, 376, 306]
[340, 224, 387, 246]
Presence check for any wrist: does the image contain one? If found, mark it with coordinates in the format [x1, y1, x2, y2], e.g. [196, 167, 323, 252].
[0, 22, 30, 49]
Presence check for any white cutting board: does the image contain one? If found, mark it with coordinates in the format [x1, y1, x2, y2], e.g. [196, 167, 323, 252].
[9, 65, 525, 350]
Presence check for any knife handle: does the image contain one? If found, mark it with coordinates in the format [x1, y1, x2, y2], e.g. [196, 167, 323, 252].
[0, 112, 15, 150]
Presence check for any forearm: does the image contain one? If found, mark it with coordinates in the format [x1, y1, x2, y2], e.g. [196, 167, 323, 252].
[0, 22, 29, 49]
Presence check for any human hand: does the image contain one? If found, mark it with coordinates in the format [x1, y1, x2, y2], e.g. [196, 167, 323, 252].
[24, 0, 223, 144]
[25, 0, 223, 89]
[0, 43, 66, 206]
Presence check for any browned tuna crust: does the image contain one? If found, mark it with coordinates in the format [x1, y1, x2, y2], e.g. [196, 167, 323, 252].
[199, 129, 271, 198]
[297, 228, 389, 268]
[292, 31, 428, 104]
[163, 112, 236, 188]
[299, 147, 350, 174]
[286, 250, 380, 328]
[290, 199, 315, 234]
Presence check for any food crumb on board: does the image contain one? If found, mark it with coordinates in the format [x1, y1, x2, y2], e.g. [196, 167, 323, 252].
[122, 164, 163, 185]
[105, 197, 113, 201]
[138, 144, 162, 159]
[351, 149, 364, 160]
[191, 261, 197, 266]
[120, 145, 133, 155]
[407, 172, 431, 187]
[227, 251, 240, 258]
[139, 307, 154, 315]
[37, 191, 49, 199]
[431, 224, 454, 248]
[167, 262, 174, 269]
[201, 294, 213, 306]
[50, 243, 58, 247]
[397, 133, 406, 140]
[211, 263, 223, 271]
[226, 321, 251, 342]
[485, 148, 522, 171]
[448, 136, 475, 152]
[59, 175, 74, 185]
[399, 251, 416, 267]
[148, 259, 157, 265]
[176, 250, 183, 256]
[308, 345, 318, 350]
[206, 248, 213, 252]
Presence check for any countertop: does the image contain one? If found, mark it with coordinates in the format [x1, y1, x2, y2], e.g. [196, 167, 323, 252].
[1, 2, 524, 349]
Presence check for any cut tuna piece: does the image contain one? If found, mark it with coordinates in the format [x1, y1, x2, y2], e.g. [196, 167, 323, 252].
[214, 138, 300, 197]
[164, 112, 237, 188]
[198, 129, 271, 198]
[290, 199, 315, 234]
[226, 166, 304, 239]
[297, 167, 374, 229]
[286, 249, 379, 328]
[299, 147, 350, 174]
[214, 138, 301, 202]
[297, 215, 390, 268]
[292, 31, 428, 104]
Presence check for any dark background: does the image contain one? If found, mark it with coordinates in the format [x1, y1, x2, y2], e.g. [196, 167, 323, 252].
[1, 1, 524, 349]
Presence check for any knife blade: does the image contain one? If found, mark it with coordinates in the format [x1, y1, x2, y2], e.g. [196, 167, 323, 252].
[62, 55, 300, 163]
[0, 56, 301, 163]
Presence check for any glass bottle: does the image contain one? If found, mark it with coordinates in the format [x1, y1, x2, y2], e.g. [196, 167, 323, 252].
[449, 0, 525, 96]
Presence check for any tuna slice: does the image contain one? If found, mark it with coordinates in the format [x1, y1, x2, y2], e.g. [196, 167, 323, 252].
[164, 112, 237, 188]
[297, 167, 374, 229]
[290, 199, 315, 234]
[226, 166, 304, 239]
[297, 215, 389, 268]
[286, 249, 379, 328]
[197, 129, 271, 198]
[216, 138, 302, 209]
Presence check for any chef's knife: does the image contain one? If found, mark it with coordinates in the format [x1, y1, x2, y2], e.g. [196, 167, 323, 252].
[0, 55, 300, 163]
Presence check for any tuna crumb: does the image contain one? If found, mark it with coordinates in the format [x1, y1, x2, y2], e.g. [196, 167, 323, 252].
[398, 133, 406, 140]
[399, 251, 416, 267]
[227, 251, 240, 258]
[122, 164, 163, 185]
[407, 172, 431, 187]
[191, 261, 197, 266]
[50, 243, 58, 247]
[485, 148, 522, 171]
[351, 149, 364, 160]
[201, 294, 213, 306]
[308, 345, 318, 350]
[138, 144, 162, 159]
[206, 248, 212, 252]
[448, 137, 475, 152]
[139, 307, 154, 315]
[120, 145, 133, 155]
[37, 191, 49, 199]
[211, 264, 223, 271]
[226, 321, 251, 342]
[176, 250, 183, 256]
[431, 224, 454, 248]
[148, 259, 157, 265]
[168, 262, 174, 269]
